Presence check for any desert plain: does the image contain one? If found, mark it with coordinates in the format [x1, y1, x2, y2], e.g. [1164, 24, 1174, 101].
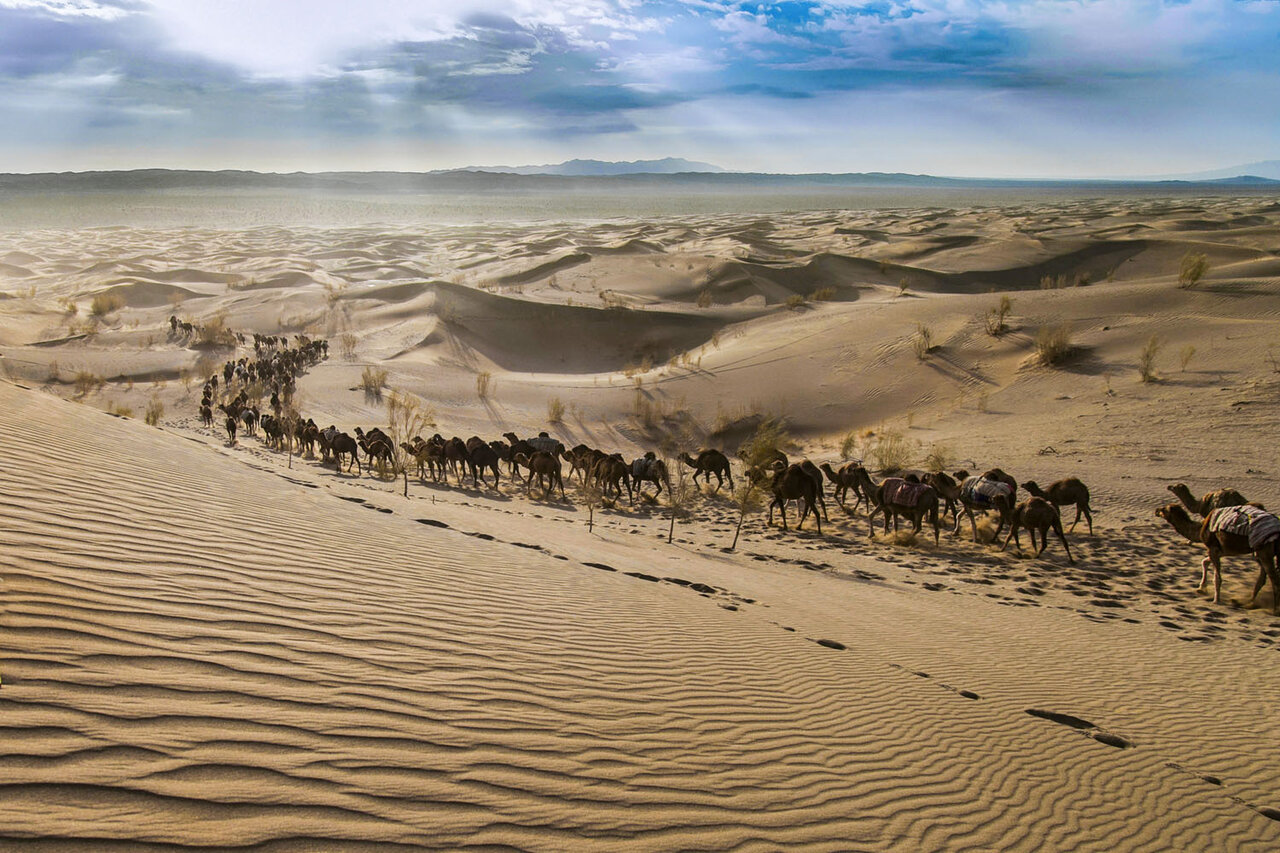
[2, 188, 1280, 850]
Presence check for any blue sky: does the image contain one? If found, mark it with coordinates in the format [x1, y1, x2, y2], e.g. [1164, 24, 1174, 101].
[1, 0, 1277, 176]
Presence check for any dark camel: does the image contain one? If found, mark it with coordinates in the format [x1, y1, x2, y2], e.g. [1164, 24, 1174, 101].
[516, 450, 566, 500]
[1001, 497, 1074, 562]
[630, 453, 669, 503]
[952, 473, 1016, 542]
[592, 454, 632, 503]
[1022, 478, 1094, 534]
[679, 449, 734, 493]
[868, 478, 941, 545]
[766, 461, 821, 533]
[819, 462, 871, 512]
[1156, 503, 1280, 613]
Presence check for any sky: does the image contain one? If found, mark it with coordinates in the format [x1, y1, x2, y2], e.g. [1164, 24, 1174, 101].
[0, 0, 1277, 177]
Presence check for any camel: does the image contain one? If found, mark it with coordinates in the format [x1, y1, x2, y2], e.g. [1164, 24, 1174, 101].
[923, 471, 960, 524]
[819, 462, 870, 512]
[869, 477, 941, 544]
[330, 432, 361, 475]
[1167, 483, 1248, 517]
[465, 438, 502, 489]
[443, 437, 471, 485]
[766, 461, 821, 533]
[1022, 478, 1094, 534]
[516, 450, 566, 500]
[797, 460, 829, 522]
[630, 453, 669, 503]
[592, 454, 632, 504]
[561, 444, 598, 484]
[953, 473, 1016, 542]
[1156, 503, 1280, 613]
[199, 404, 213, 428]
[224, 415, 237, 444]
[1001, 497, 1074, 562]
[679, 449, 734, 493]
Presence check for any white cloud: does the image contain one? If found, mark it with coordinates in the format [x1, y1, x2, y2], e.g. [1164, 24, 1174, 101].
[0, 0, 132, 19]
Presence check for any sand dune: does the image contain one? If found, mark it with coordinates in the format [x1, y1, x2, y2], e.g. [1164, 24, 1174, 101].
[3, 192, 1280, 848]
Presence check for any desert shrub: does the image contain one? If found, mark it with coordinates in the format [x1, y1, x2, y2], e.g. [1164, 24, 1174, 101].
[1178, 252, 1209, 289]
[475, 370, 492, 398]
[107, 401, 133, 417]
[547, 396, 566, 424]
[983, 295, 1012, 336]
[73, 370, 103, 397]
[58, 297, 78, 316]
[912, 324, 934, 360]
[738, 416, 790, 471]
[361, 366, 388, 402]
[1034, 322, 1073, 366]
[809, 287, 836, 302]
[897, 277, 909, 296]
[1179, 344, 1196, 372]
[1138, 335, 1162, 383]
[90, 292, 124, 317]
[840, 430, 861, 460]
[923, 442, 953, 473]
[195, 314, 236, 348]
[339, 332, 359, 361]
[1039, 273, 1089, 290]
[785, 293, 806, 310]
[695, 289, 713, 308]
[144, 396, 164, 426]
[387, 390, 436, 493]
[866, 429, 914, 473]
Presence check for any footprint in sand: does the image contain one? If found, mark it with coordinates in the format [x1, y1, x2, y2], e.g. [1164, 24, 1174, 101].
[1025, 708, 1133, 748]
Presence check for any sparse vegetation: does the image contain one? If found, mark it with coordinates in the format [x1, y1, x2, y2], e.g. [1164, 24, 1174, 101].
[1179, 344, 1197, 372]
[387, 390, 436, 496]
[106, 401, 134, 418]
[339, 332, 358, 361]
[983, 295, 1012, 336]
[695, 289, 713, 308]
[194, 313, 236, 348]
[1034, 322, 1073, 366]
[809, 287, 836, 301]
[1040, 273, 1090, 289]
[547, 396, 566, 424]
[897, 277, 909, 296]
[1139, 335, 1162, 383]
[785, 293, 806, 310]
[73, 370, 104, 397]
[1178, 252, 1209, 289]
[361, 366, 388, 402]
[911, 324, 934, 360]
[923, 442, 953, 473]
[475, 371, 492, 398]
[865, 429, 914, 473]
[144, 396, 164, 426]
[840, 430, 860, 460]
[90, 292, 124, 317]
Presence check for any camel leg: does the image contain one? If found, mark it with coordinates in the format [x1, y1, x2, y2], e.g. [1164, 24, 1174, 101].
[813, 498, 821, 534]
[1000, 521, 1019, 553]
[969, 509, 980, 543]
[1198, 555, 1212, 592]
[557, 472, 565, 500]
[1083, 506, 1093, 536]
[1054, 520, 1074, 563]
[779, 500, 788, 531]
[867, 506, 879, 538]
[1210, 551, 1224, 604]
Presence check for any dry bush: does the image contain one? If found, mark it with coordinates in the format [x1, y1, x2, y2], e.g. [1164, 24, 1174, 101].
[90, 292, 124, 317]
[73, 370, 104, 397]
[983, 295, 1012, 336]
[144, 396, 164, 426]
[1034, 322, 1073, 366]
[739, 416, 790, 471]
[923, 442, 953, 473]
[1039, 273, 1089, 290]
[547, 396, 566, 424]
[58, 297, 78, 317]
[195, 354, 220, 382]
[911, 324, 934, 360]
[387, 390, 436, 494]
[106, 401, 133, 418]
[785, 293, 806, 310]
[897, 277, 909, 296]
[840, 430, 861, 460]
[475, 371, 492, 398]
[195, 314, 236, 348]
[1179, 344, 1196, 372]
[1138, 335, 1162, 383]
[361, 366, 388, 402]
[1178, 252, 1209, 289]
[339, 332, 359, 361]
[809, 287, 836, 302]
[866, 429, 914, 473]
[695, 289, 713, 308]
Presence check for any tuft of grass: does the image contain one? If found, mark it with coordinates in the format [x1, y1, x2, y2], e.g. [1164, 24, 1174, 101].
[547, 396, 566, 424]
[911, 324, 934, 360]
[840, 430, 860, 460]
[339, 332, 358, 361]
[923, 442, 953, 473]
[361, 365, 388, 402]
[1039, 273, 1089, 290]
[475, 370, 492, 398]
[695, 289, 713, 308]
[866, 429, 915, 473]
[195, 313, 236, 348]
[144, 396, 164, 426]
[983, 294, 1012, 336]
[1034, 322, 1073, 366]
[107, 401, 134, 418]
[809, 286, 836, 302]
[897, 277, 909, 296]
[1178, 252, 1209, 289]
[1138, 335, 1162, 383]
[785, 293, 806, 310]
[1179, 344, 1196, 372]
[73, 370, 104, 397]
[90, 292, 124, 317]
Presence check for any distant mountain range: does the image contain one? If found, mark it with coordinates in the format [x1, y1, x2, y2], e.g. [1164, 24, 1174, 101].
[458, 157, 726, 176]
[0, 165, 1275, 193]
[1156, 160, 1280, 182]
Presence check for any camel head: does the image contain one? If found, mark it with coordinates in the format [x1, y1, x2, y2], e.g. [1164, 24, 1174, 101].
[953, 470, 970, 481]
[1155, 502, 1201, 543]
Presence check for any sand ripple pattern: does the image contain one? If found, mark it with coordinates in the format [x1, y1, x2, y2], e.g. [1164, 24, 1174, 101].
[2, 382, 1278, 850]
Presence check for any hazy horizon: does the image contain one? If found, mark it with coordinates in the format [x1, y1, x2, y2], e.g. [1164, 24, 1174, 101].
[2, 1, 1277, 179]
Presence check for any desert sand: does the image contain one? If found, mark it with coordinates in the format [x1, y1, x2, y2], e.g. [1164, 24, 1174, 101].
[2, 191, 1280, 850]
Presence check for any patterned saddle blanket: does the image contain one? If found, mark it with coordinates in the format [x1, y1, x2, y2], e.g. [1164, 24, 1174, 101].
[631, 458, 661, 480]
[882, 478, 932, 508]
[960, 476, 1013, 506]
[1208, 505, 1280, 550]
[528, 436, 561, 454]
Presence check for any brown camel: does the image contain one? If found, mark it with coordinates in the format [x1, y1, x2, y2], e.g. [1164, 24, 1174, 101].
[592, 454, 632, 503]
[679, 449, 734, 493]
[330, 431, 361, 475]
[1156, 503, 1280, 613]
[561, 444, 598, 484]
[923, 471, 960, 525]
[1167, 483, 1248, 517]
[630, 453, 669, 504]
[819, 462, 862, 510]
[515, 450, 566, 500]
[1023, 478, 1094, 535]
[869, 477, 941, 545]
[953, 473, 1016, 542]
[1001, 497, 1074, 562]
[766, 461, 821, 533]
[797, 460, 830, 522]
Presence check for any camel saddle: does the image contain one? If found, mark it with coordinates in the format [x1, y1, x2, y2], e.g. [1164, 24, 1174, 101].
[527, 436, 560, 454]
[1208, 505, 1280, 550]
[631, 457, 660, 480]
[960, 476, 1012, 506]
[882, 478, 931, 508]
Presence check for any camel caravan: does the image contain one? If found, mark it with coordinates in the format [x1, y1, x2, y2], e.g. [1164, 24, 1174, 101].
[191, 339, 1280, 617]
